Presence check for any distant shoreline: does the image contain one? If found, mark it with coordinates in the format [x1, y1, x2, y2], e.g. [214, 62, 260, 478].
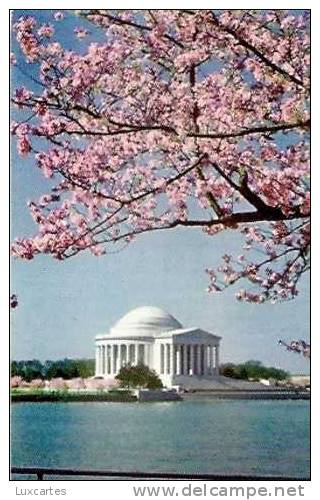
[11, 390, 137, 403]
[11, 389, 310, 403]
[183, 390, 310, 401]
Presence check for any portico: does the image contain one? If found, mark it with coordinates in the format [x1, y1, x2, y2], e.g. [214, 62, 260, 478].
[158, 343, 219, 376]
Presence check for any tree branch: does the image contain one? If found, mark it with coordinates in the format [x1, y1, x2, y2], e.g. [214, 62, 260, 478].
[83, 10, 185, 48]
[209, 12, 305, 88]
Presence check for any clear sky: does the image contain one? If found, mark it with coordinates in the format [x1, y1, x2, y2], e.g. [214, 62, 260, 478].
[10, 9, 310, 374]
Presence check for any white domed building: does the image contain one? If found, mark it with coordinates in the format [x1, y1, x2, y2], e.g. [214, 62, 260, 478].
[95, 306, 221, 388]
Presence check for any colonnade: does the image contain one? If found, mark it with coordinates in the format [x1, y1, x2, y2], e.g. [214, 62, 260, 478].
[160, 343, 219, 376]
[96, 342, 220, 377]
[96, 343, 150, 376]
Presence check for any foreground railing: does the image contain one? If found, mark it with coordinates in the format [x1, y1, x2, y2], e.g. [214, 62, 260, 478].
[11, 467, 309, 481]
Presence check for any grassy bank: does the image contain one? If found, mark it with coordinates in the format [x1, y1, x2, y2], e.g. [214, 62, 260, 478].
[11, 389, 137, 403]
[184, 390, 310, 400]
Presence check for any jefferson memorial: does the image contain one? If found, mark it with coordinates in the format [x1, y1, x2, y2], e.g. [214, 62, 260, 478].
[95, 306, 221, 387]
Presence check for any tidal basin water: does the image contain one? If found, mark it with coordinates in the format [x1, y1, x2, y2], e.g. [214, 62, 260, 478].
[11, 399, 310, 479]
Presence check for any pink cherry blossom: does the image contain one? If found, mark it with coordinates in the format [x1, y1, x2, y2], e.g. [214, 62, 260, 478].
[17, 135, 31, 156]
[11, 376, 23, 388]
[14, 87, 32, 105]
[29, 379, 45, 388]
[279, 339, 310, 358]
[66, 378, 86, 390]
[37, 24, 54, 38]
[54, 12, 64, 21]
[11, 10, 310, 303]
[49, 378, 67, 390]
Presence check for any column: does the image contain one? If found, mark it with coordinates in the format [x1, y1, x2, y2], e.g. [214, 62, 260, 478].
[116, 344, 121, 373]
[139, 344, 145, 364]
[207, 345, 212, 375]
[119, 344, 123, 368]
[112, 345, 116, 373]
[190, 345, 194, 375]
[124, 344, 127, 366]
[202, 345, 206, 375]
[215, 345, 219, 375]
[160, 344, 164, 374]
[209, 345, 213, 375]
[123, 344, 127, 365]
[210, 347, 214, 374]
[204, 345, 209, 375]
[145, 344, 150, 367]
[183, 345, 188, 375]
[193, 345, 197, 375]
[106, 345, 109, 374]
[107, 345, 110, 374]
[106, 344, 110, 375]
[166, 344, 171, 374]
[201, 345, 205, 376]
[121, 344, 124, 366]
[101, 345, 104, 375]
[105, 345, 108, 374]
[163, 344, 167, 375]
[176, 346, 181, 375]
[212, 346, 216, 375]
[171, 344, 176, 375]
[123, 344, 126, 365]
[134, 344, 138, 365]
[197, 344, 202, 376]
[143, 344, 146, 364]
[109, 344, 113, 374]
[179, 345, 183, 375]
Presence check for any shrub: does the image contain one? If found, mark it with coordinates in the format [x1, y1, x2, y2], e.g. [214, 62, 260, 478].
[219, 361, 288, 381]
[116, 363, 163, 389]
[10, 376, 23, 388]
[29, 378, 45, 389]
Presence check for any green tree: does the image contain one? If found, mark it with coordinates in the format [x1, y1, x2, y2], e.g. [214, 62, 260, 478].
[15, 360, 44, 381]
[11, 361, 19, 377]
[76, 359, 95, 378]
[44, 358, 95, 379]
[116, 364, 163, 389]
[219, 361, 288, 381]
[11, 358, 95, 381]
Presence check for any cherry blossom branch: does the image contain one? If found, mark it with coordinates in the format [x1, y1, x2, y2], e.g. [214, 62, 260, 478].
[279, 339, 310, 358]
[209, 12, 305, 87]
[192, 120, 310, 140]
[82, 10, 185, 48]
[11, 10, 310, 303]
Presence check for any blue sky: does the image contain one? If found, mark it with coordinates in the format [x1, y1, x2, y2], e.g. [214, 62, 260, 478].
[10, 10, 310, 374]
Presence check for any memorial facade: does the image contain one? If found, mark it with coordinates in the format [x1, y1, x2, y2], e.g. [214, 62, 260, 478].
[95, 306, 221, 387]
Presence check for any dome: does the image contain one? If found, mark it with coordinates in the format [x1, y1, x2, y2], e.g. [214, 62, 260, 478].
[110, 306, 183, 337]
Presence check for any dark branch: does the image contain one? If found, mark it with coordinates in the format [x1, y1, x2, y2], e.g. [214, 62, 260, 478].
[209, 13, 305, 88]
[83, 10, 184, 48]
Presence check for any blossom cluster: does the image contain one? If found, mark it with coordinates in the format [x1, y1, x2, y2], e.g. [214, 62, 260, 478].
[11, 10, 310, 303]
[10, 376, 120, 390]
[278, 339, 310, 358]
